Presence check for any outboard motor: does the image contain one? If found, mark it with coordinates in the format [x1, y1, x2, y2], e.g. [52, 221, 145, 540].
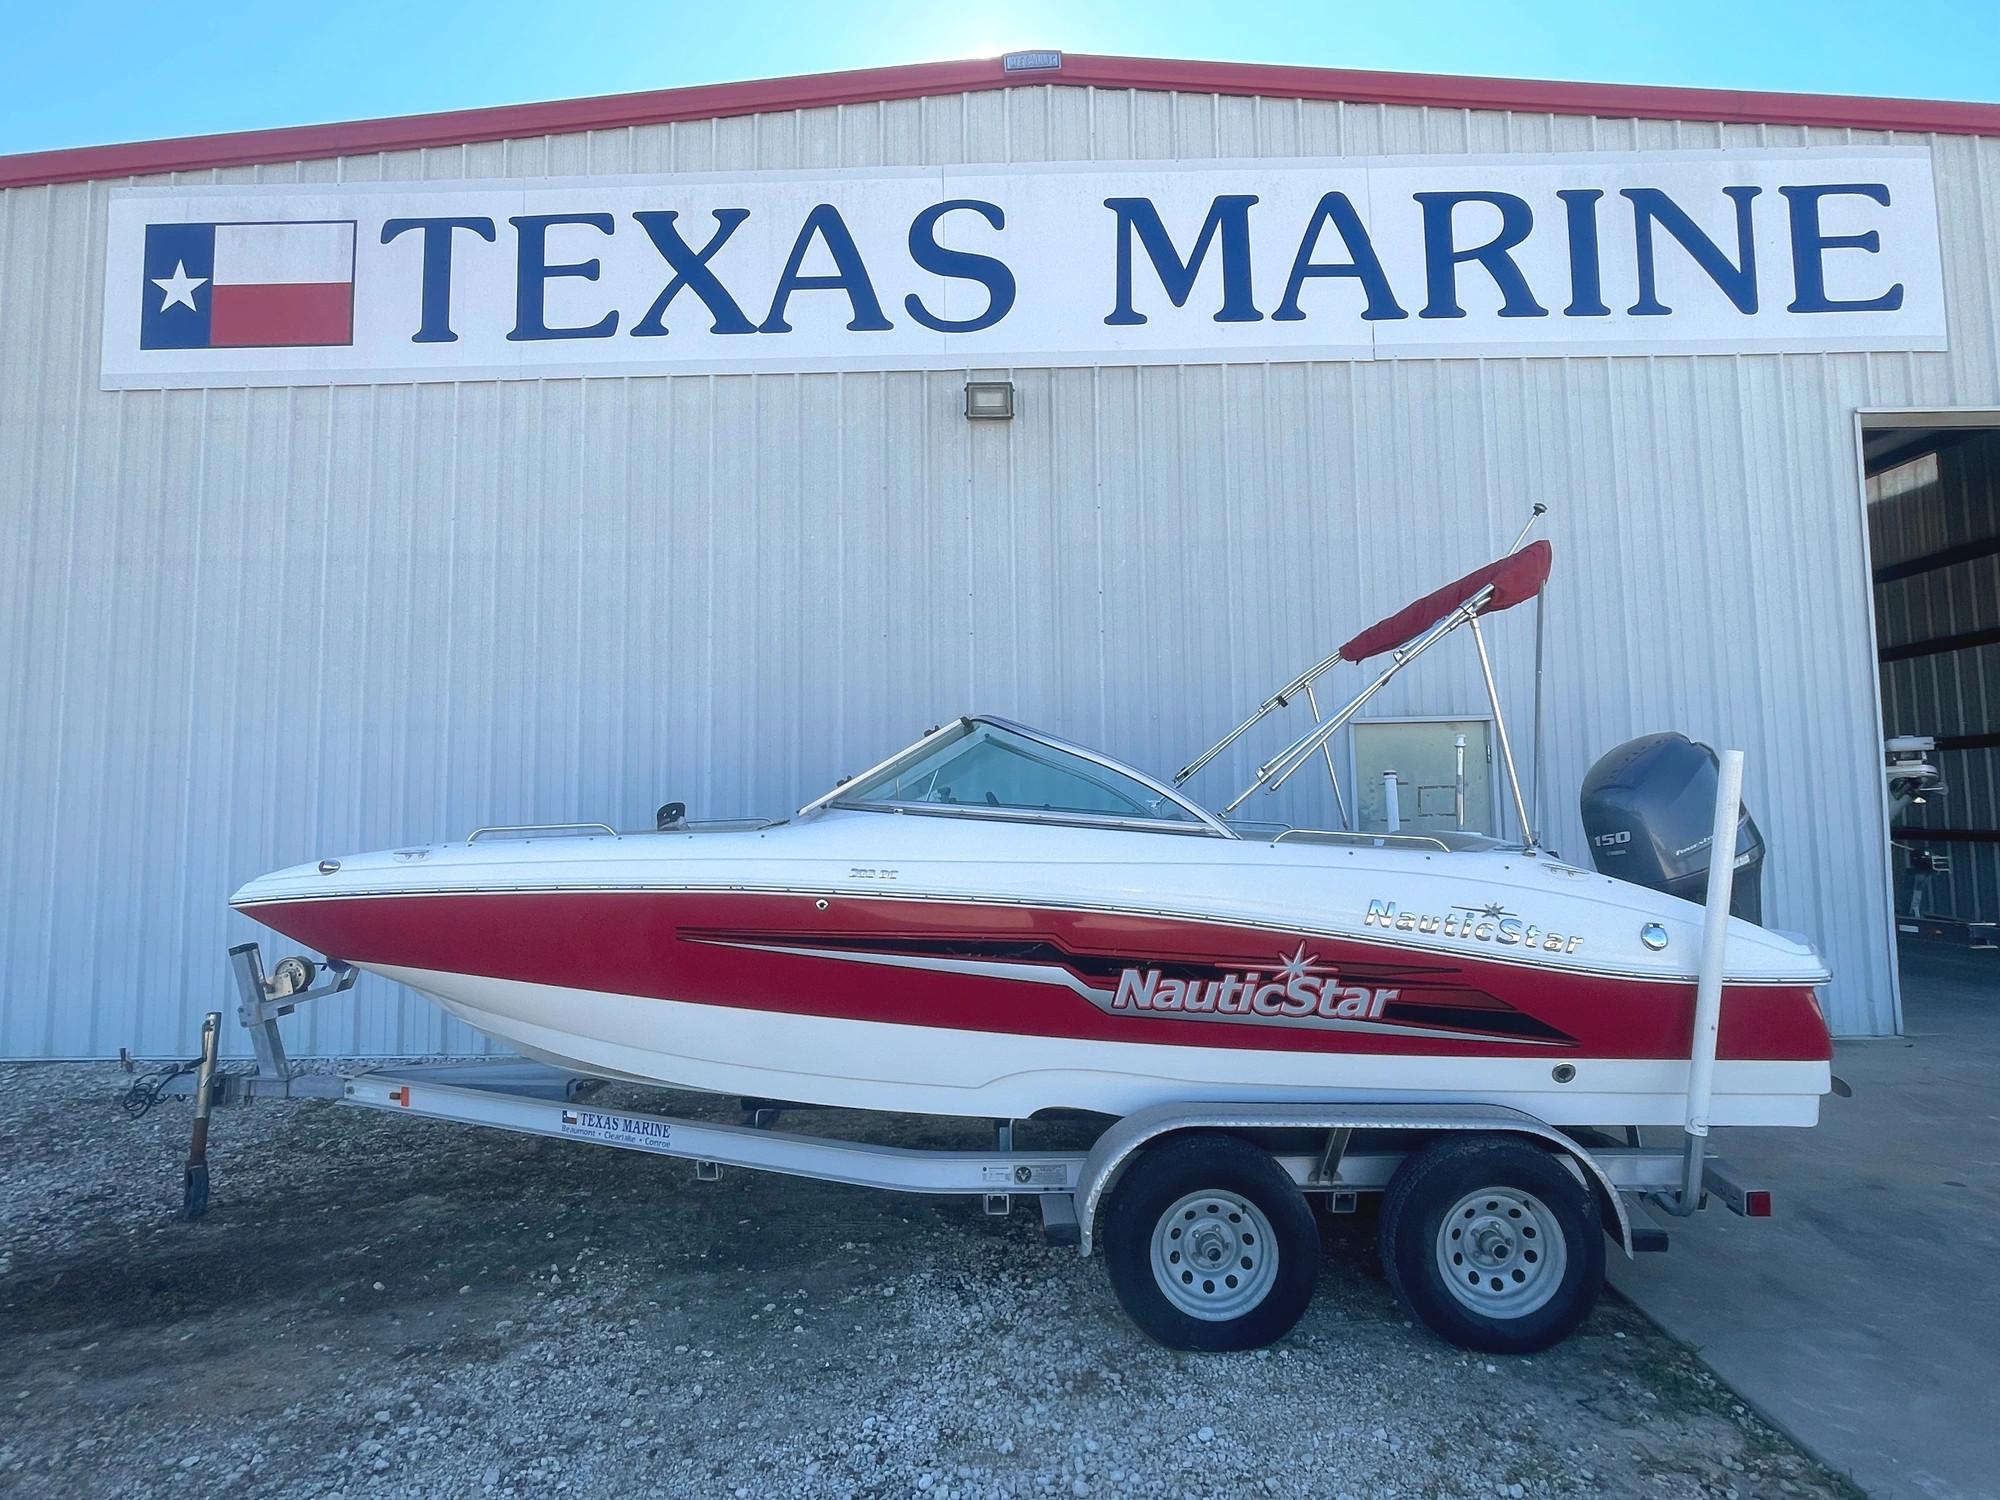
[1580, 733, 1765, 924]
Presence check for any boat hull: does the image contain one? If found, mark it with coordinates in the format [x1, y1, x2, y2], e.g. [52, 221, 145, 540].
[240, 886, 1831, 1126]
[382, 963, 1823, 1125]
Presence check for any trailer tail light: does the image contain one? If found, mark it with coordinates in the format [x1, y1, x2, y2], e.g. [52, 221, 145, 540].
[1743, 1189, 1772, 1217]
[390, 1085, 411, 1108]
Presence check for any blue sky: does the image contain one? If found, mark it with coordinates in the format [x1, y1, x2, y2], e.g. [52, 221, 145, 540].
[3, 0, 1995, 156]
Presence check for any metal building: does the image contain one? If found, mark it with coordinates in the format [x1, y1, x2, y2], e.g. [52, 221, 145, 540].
[5, 53, 1998, 1059]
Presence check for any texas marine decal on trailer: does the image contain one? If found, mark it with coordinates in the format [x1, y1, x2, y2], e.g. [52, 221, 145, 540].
[558, 1107, 675, 1151]
[100, 146, 1946, 387]
[687, 931, 1576, 1046]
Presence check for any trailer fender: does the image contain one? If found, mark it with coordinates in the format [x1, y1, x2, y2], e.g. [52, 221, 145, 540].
[1072, 1101, 1633, 1258]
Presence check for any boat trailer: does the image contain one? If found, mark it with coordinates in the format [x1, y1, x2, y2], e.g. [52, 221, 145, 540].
[140, 938, 1772, 1248]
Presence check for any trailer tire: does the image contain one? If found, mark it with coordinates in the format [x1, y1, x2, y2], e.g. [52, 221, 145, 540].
[1101, 1133, 1319, 1352]
[1379, 1135, 1604, 1355]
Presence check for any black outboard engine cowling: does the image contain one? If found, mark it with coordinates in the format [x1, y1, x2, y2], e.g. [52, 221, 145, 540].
[1579, 733, 1765, 924]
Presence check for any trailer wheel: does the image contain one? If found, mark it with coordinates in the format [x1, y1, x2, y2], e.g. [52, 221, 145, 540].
[1101, 1133, 1319, 1352]
[1379, 1136, 1604, 1355]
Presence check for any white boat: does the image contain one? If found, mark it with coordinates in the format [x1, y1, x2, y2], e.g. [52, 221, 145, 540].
[233, 539, 1832, 1131]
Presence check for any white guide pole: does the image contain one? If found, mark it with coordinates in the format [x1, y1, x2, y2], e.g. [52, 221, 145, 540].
[1454, 734, 1467, 830]
[1677, 748, 1744, 1210]
[1383, 770, 1401, 832]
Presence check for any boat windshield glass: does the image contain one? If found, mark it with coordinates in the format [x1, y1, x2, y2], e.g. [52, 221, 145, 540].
[834, 720, 1202, 824]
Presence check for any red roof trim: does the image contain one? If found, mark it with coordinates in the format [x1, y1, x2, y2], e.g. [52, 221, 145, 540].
[6, 52, 2000, 190]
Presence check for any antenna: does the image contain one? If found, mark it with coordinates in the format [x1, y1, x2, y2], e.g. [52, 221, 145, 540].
[1508, 501, 1550, 553]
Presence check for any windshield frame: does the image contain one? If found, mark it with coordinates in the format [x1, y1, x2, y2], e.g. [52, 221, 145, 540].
[800, 716, 1237, 839]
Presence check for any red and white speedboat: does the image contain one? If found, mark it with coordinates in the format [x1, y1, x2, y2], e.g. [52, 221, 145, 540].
[232, 538, 1833, 1130]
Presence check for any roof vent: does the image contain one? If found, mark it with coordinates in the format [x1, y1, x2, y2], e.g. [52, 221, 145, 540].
[1002, 50, 1062, 73]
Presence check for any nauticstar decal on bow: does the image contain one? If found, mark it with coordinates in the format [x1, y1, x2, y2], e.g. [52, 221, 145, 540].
[1364, 899, 1583, 955]
[686, 931, 1574, 1046]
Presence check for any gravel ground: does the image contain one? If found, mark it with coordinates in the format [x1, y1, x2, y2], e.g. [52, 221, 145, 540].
[0, 1061, 1862, 1500]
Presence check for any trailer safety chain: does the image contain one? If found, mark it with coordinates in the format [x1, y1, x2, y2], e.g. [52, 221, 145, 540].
[121, 1058, 203, 1118]
[122, 1058, 250, 1119]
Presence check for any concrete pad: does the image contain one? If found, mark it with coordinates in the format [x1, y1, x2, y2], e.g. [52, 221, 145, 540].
[1613, 942, 2000, 1500]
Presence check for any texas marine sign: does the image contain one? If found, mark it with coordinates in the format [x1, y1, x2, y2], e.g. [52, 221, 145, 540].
[100, 147, 1946, 388]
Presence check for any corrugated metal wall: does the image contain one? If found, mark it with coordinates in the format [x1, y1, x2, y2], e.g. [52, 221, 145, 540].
[9, 83, 2000, 1056]
[1872, 433, 2000, 923]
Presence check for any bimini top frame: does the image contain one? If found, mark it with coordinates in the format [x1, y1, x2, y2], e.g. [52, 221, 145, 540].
[1179, 507, 1553, 844]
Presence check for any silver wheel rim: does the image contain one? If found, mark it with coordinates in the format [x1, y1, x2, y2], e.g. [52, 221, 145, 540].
[1149, 1189, 1280, 1322]
[1435, 1186, 1567, 1319]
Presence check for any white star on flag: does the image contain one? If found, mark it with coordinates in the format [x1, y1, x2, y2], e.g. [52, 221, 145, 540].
[152, 260, 207, 313]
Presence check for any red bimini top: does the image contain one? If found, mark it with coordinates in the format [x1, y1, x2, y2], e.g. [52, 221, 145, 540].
[1339, 540, 1552, 662]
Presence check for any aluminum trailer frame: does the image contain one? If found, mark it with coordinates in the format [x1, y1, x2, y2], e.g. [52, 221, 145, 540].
[141, 942, 1781, 1259]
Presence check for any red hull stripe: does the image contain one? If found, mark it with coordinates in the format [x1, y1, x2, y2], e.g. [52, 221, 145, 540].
[6, 54, 2000, 190]
[239, 889, 1832, 1064]
[209, 282, 354, 348]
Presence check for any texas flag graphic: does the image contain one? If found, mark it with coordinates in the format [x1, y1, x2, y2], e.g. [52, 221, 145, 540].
[140, 220, 356, 350]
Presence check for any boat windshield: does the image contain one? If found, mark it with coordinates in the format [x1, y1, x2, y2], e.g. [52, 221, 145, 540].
[822, 719, 1227, 834]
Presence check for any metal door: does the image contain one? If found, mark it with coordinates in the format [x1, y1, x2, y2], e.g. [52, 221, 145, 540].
[1351, 719, 1497, 836]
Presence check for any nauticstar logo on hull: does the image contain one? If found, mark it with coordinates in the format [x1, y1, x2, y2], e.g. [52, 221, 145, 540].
[689, 930, 1575, 1046]
[1365, 899, 1582, 954]
[1106, 945, 1394, 1025]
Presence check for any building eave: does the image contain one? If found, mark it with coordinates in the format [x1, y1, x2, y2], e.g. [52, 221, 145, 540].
[6, 51, 2000, 191]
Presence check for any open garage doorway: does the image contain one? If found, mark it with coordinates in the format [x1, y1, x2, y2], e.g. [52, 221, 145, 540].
[1860, 411, 2000, 1027]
